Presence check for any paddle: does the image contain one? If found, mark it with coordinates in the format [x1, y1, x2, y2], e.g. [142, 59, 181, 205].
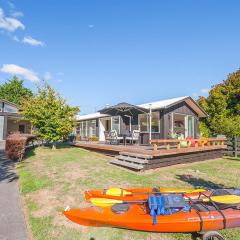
[105, 187, 206, 197]
[90, 195, 240, 208]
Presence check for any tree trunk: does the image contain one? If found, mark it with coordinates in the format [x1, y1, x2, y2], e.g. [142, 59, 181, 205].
[52, 142, 56, 150]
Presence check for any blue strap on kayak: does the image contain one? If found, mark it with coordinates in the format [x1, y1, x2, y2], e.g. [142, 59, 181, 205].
[153, 210, 157, 225]
[160, 195, 165, 215]
[149, 196, 157, 225]
[156, 195, 161, 215]
[149, 196, 155, 216]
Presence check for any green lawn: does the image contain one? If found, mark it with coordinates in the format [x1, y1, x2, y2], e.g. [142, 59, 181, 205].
[18, 145, 240, 240]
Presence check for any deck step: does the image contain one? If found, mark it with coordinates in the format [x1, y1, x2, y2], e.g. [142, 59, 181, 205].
[116, 155, 149, 164]
[110, 159, 144, 170]
[120, 152, 153, 159]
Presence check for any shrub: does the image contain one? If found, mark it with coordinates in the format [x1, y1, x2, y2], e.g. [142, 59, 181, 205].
[6, 133, 36, 161]
[88, 136, 99, 142]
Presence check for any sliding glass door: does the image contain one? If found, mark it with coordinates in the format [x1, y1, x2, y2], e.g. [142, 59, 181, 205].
[111, 116, 120, 134]
[172, 113, 195, 138]
[186, 115, 194, 137]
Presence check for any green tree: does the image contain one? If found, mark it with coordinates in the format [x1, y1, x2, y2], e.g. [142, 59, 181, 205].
[198, 69, 240, 137]
[0, 76, 33, 105]
[21, 83, 79, 149]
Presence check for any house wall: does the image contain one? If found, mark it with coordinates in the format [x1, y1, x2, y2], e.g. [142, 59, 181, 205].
[76, 101, 201, 143]
[7, 119, 31, 135]
[162, 101, 199, 139]
[137, 102, 200, 144]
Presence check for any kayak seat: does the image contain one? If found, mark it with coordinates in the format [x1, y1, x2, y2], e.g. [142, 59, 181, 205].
[111, 203, 129, 214]
[152, 187, 160, 194]
[211, 189, 231, 196]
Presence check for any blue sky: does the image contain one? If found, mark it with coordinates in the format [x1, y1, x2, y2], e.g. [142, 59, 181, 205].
[0, 0, 240, 114]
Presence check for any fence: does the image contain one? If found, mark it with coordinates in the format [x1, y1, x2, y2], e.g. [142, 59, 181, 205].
[225, 136, 240, 157]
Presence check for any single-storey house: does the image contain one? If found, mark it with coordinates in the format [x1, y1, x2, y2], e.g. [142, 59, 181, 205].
[0, 100, 31, 140]
[75, 96, 207, 145]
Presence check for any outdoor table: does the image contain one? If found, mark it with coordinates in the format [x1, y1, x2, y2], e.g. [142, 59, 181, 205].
[120, 131, 131, 146]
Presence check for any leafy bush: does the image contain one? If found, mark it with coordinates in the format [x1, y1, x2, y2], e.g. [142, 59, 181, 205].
[6, 133, 36, 161]
[88, 136, 99, 141]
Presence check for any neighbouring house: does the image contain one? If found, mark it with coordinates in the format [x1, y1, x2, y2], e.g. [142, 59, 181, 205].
[0, 100, 31, 140]
[75, 96, 207, 145]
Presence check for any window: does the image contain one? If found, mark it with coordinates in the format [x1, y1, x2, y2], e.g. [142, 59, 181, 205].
[87, 120, 96, 136]
[82, 121, 87, 137]
[76, 123, 81, 135]
[173, 113, 185, 136]
[78, 120, 97, 137]
[187, 116, 194, 137]
[111, 116, 120, 134]
[19, 125, 25, 133]
[139, 113, 148, 132]
[139, 112, 160, 132]
[151, 112, 160, 133]
[4, 104, 18, 113]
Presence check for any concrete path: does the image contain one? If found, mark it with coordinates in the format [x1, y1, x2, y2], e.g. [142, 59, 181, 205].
[0, 151, 28, 240]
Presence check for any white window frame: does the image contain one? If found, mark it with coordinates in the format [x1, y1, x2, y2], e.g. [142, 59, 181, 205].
[111, 116, 120, 134]
[138, 112, 160, 133]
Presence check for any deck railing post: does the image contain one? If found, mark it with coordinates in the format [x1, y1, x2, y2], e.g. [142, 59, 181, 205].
[149, 104, 152, 144]
[234, 136, 238, 158]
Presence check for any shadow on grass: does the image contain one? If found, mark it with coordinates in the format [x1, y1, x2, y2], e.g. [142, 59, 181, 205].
[176, 174, 228, 189]
[224, 156, 240, 161]
[43, 142, 73, 150]
[25, 148, 36, 158]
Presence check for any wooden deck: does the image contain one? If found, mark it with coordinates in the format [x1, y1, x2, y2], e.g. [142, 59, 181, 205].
[72, 141, 227, 171]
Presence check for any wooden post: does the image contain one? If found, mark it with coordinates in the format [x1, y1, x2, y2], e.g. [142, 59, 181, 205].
[153, 144, 158, 151]
[234, 136, 238, 158]
[166, 144, 170, 150]
[177, 143, 181, 149]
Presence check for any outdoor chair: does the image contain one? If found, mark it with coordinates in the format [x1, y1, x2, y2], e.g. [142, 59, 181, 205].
[109, 130, 123, 144]
[104, 131, 111, 144]
[126, 130, 140, 145]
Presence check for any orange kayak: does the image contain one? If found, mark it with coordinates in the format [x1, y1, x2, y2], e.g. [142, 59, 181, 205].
[85, 187, 209, 202]
[63, 202, 240, 233]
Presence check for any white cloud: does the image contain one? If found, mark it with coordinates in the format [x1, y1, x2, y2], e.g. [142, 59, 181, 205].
[0, 7, 25, 32]
[11, 11, 24, 18]
[200, 88, 210, 94]
[88, 24, 94, 28]
[43, 72, 52, 81]
[22, 36, 45, 47]
[12, 35, 19, 42]
[192, 88, 210, 98]
[1, 64, 39, 82]
[57, 79, 63, 83]
[7, 1, 15, 9]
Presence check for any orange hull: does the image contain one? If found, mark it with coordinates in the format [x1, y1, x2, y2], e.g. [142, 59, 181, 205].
[85, 188, 209, 202]
[63, 204, 240, 232]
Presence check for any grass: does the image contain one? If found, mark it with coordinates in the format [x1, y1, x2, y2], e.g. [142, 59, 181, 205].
[18, 144, 240, 240]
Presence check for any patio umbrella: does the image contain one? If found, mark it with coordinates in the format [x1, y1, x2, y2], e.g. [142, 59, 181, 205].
[99, 102, 148, 116]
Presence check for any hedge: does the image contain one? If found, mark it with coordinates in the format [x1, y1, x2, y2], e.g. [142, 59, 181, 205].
[5, 133, 36, 161]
